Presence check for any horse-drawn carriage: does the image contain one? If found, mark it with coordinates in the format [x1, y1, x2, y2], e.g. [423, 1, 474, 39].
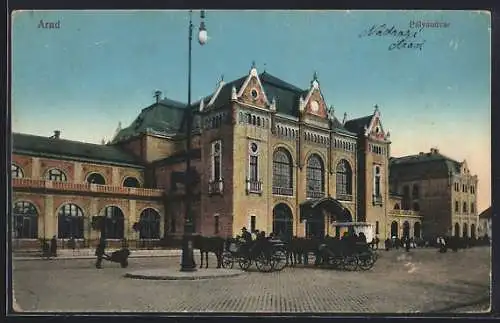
[221, 238, 287, 272]
[317, 239, 378, 271]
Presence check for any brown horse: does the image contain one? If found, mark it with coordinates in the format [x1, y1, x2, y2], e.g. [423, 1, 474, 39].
[192, 235, 225, 269]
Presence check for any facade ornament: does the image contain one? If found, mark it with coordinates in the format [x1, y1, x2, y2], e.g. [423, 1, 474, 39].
[231, 86, 238, 100]
[311, 71, 319, 89]
[199, 99, 205, 112]
[327, 105, 335, 120]
[342, 112, 347, 125]
[270, 97, 277, 111]
[299, 96, 305, 113]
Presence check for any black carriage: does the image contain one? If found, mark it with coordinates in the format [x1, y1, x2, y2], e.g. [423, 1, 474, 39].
[318, 240, 378, 271]
[222, 238, 287, 272]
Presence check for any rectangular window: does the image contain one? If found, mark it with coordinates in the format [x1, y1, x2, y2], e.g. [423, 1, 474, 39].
[214, 215, 219, 234]
[455, 200, 459, 213]
[250, 216, 256, 233]
[471, 203, 475, 213]
[249, 156, 258, 181]
[375, 221, 380, 234]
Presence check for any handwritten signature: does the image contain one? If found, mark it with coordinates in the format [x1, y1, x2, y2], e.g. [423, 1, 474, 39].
[359, 24, 426, 51]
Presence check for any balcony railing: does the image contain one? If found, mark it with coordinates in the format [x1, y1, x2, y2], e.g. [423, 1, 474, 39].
[208, 179, 224, 195]
[246, 179, 263, 194]
[389, 209, 422, 217]
[372, 194, 383, 205]
[306, 190, 325, 199]
[336, 193, 353, 201]
[12, 178, 163, 197]
[272, 186, 293, 196]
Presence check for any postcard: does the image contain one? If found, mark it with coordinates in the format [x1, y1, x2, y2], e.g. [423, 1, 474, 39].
[10, 9, 491, 314]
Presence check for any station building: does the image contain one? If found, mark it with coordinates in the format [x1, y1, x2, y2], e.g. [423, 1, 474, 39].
[11, 65, 479, 248]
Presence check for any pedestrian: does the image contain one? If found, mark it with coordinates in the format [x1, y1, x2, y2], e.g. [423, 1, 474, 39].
[50, 235, 58, 258]
[404, 235, 410, 252]
[95, 236, 106, 269]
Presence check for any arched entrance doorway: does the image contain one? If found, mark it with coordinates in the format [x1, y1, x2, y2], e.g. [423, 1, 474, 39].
[300, 197, 351, 239]
[139, 208, 161, 239]
[13, 201, 38, 239]
[403, 221, 410, 238]
[462, 223, 468, 238]
[391, 221, 398, 238]
[272, 203, 293, 240]
[414, 222, 421, 239]
[58, 203, 85, 239]
[99, 206, 125, 239]
[471, 223, 476, 239]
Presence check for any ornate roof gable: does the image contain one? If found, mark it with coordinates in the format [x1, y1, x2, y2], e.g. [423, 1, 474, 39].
[299, 72, 328, 119]
[236, 62, 270, 108]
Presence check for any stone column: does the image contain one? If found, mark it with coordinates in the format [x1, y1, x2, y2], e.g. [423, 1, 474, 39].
[44, 195, 54, 238]
[89, 199, 99, 241]
[32, 157, 41, 178]
[128, 200, 136, 241]
[112, 168, 120, 187]
[74, 162, 83, 183]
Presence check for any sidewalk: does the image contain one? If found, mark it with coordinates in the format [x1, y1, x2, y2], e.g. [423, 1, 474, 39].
[13, 248, 201, 261]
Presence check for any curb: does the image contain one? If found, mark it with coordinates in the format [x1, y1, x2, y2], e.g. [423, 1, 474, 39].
[13, 252, 201, 261]
[124, 269, 245, 281]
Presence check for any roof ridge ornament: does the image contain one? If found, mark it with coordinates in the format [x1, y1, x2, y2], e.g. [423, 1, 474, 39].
[249, 61, 258, 77]
[342, 112, 347, 125]
[199, 99, 205, 112]
[231, 85, 238, 100]
[374, 104, 379, 114]
[270, 97, 276, 112]
[299, 96, 306, 113]
[327, 105, 335, 120]
[311, 71, 319, 89]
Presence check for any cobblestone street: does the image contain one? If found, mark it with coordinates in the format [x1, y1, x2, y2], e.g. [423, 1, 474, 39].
[12, 247, 491, 313]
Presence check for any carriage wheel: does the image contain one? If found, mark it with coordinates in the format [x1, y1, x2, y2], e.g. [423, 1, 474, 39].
[221, 251, 234, 269]
[357, 253, 375, 271]
[271, 250, 287, 272]
[238, 256, 252, 271]
[342, 255, 358, 271]
[255, 253, 273, 272]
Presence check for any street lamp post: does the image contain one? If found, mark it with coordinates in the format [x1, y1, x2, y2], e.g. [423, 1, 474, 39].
[180, 10, 208, 272]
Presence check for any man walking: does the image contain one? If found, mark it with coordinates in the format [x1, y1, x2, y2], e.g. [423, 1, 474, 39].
[95, 236, 106, 269]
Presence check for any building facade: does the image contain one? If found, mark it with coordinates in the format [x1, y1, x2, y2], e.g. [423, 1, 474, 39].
[478, 206, 492, 238]
[12, 65, 477, 248]
[389, 148, 479, 239]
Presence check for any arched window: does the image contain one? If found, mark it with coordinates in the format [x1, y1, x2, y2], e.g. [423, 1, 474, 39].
[306, 154, 324, 198]
[454, 223, 460, 237]
[12, 164, 24, 179]
[390, 221, 398, 238]
[272, 148, 293, 195]
[46, 168, 67, 182]
[412, 202, 420, 211]
[412, 184, 419, 199]
[470, 202, 475, 213]
[58, 203, 84, 239]
[100, 206, 125, 239]
[87, 173, 106, 185]
[471, 223, 476, 239]
[463, 202, 468, 214]
[455, 200, 459, 213]
[336, 159, 353, 200]
[394, 203, 400, 210]
[123, 177, 140, 188]
[13, 201, 38, 239]
[139, 208, 161, 239]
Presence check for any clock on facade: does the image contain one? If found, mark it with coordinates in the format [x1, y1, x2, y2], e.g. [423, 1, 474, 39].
[250, 142, 258, 153]
[311, 100, 320, 113]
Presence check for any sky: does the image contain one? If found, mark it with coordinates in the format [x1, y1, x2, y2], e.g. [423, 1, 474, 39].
[11, 10, 491, 213]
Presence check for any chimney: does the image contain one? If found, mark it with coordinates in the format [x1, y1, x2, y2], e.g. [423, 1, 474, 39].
[419, 152, 424, 155]
[430, 147, 439, 154]
[52, 130, 61, 139]
[154, 90, 162, 103]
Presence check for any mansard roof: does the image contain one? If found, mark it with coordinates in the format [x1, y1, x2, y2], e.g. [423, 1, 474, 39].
[113, 70, 357, 142]
[112, 98, 187, 143]
[389, 149, 463, 179]
[343, 115, 373, 134]
[13, 133, 144, 167]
